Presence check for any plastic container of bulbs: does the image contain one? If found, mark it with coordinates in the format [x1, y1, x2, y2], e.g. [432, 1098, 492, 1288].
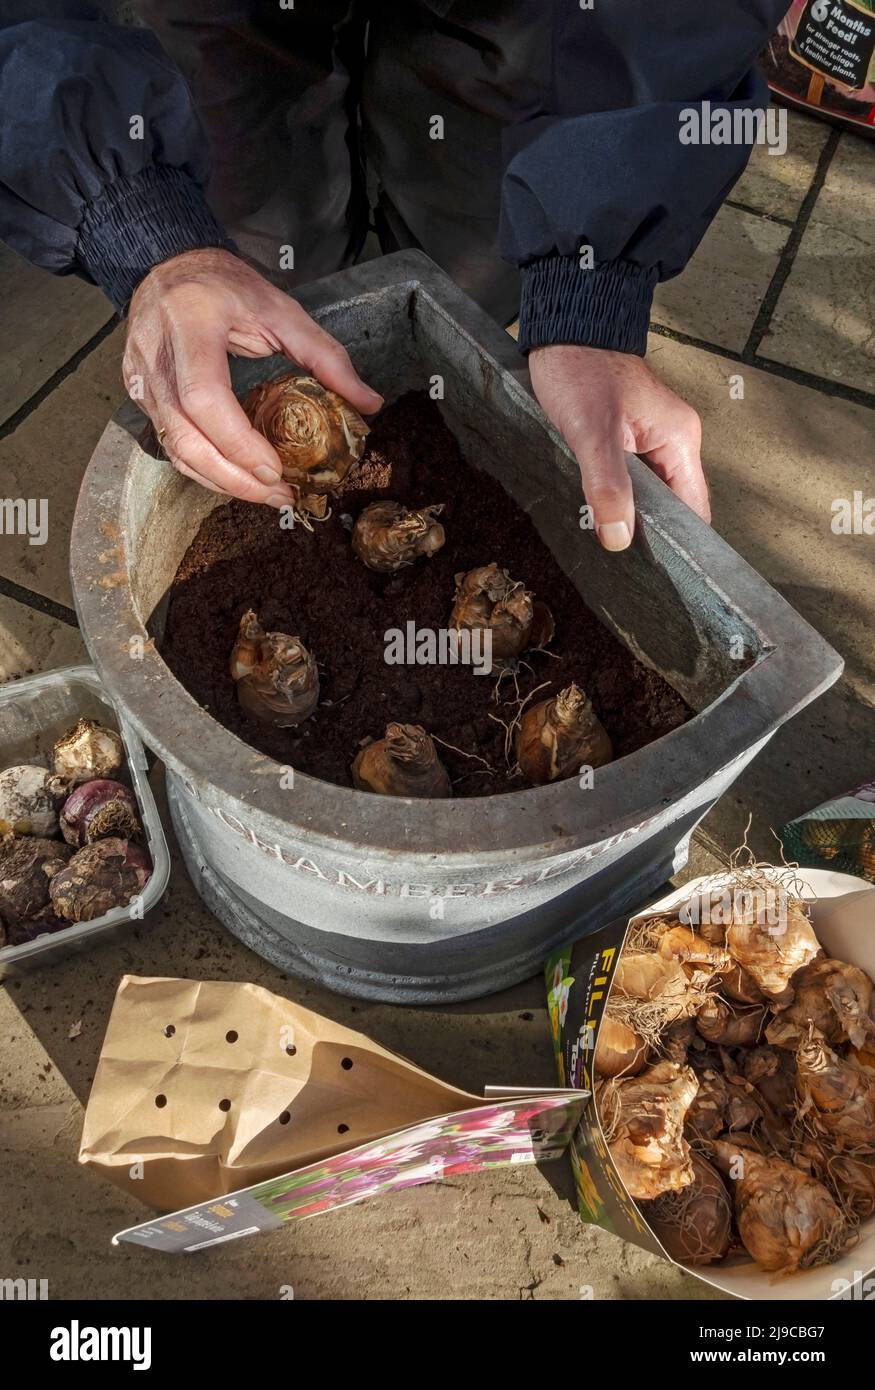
[0, 664, 170, 977]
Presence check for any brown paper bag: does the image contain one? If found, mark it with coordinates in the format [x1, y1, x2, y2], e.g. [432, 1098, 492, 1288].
[79, 975, 479, 1211]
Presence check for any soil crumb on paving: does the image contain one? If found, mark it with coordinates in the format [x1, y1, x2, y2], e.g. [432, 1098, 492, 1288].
[159, 391, 690, 795]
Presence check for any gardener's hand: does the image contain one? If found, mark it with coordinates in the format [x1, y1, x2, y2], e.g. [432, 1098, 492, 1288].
[123, 248, 383, 506]
[528, 345, 710, 551]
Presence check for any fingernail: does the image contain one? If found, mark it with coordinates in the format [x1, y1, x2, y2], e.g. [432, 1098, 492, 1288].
[254, 464, 282, 484]
[598, 521, 632, 551]
[265, 493, 291, 509]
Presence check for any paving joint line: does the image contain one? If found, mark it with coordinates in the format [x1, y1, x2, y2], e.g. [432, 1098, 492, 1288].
[724, 198, 795, 228]
[649, 321, 875, 411]
[0, 316, 119, 443]
[0, 574, 79, 629]
[741, 127, 841, 361]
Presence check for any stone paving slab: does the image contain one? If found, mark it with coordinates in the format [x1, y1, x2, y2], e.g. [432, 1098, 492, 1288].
[0, 763, 719, 1302]
[763, 135, 875, 395]
[0, 327, 126, 606]
[645, 330, 875, 858]
[0, 595, 86, 683]
[652, 204, 788, 353]
[0, 243, 114, 428]
[731, 106, 830, 221]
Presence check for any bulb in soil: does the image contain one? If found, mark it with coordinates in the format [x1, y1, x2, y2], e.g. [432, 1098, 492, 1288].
[352, 723, 452, 799]
[60, 779, 141, 847]
[351, 500, 445, 572]
[449, 563, 552, 664]
[516, 683, 612, 785]
[49, 837, 152, 922]
[0, 834, 72, 944]
[230, 610, 319, 728]
[52, 718, 124, 785]
[242, 373, 369, 520]
[0, 765, 67, 837]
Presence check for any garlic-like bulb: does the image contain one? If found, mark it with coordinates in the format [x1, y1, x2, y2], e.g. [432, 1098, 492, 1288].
[449, 563, 545, 664]
[516, 683, 612, 785]
[0, 834, 72, 940]
[351, 501, 445, 572]
[230, 610, 319, 728]
[598, 1060, 698, 1201]
[593, 1017, 648, 1078]
[52, 718, 124, 785]
[352, 723, 452, 799]
[0, 765, 67, 837]
[49, 838, 152, 923]
[243, 373, 369, 519]
[711, 1141, 848, 1276]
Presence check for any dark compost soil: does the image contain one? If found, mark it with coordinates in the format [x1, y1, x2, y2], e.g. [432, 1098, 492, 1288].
[159, 391, 690, 795]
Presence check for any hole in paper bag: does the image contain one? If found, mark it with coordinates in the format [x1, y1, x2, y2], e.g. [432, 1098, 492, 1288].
[155, 1094, 167, 1108]
[163, 1025, 175, 1038]
[218, 1098, 231, 1112]
[226, 1030, 238, 1043]
[279, 1112, 291, 1125]
[341, 1057, 353, 1070]
[337, 1124, 349, 1134]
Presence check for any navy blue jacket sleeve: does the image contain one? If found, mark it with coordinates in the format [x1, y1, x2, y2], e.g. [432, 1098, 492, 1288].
[502, 0, 791, 355]
[0, 0, 233, 311]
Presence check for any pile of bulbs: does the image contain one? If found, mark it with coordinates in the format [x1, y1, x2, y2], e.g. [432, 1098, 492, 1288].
[232, 372, 616, 797]
[0, 719, 152, 945]
[592, 869, 875, 1277]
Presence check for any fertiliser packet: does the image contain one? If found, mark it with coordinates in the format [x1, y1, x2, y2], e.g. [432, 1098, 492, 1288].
[79, 975, 587, 1252]
[545, 870, 875, 1300]
[761, 1, 875, 134]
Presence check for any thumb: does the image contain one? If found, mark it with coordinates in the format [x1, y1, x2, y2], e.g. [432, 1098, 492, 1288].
[568, 421, 636, 552]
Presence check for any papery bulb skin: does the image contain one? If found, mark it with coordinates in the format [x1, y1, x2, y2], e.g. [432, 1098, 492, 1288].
[0, 765, 67, 837]
[516, 683, 612, 785]
[60, 779, 141, 847]
[49, 837, 152, 922]
[351, 501, 445, 572]
[243, 373, 369, 519]
[711, 1141, 849, 1276]
[352, 723, 452, 799]
[52, 718, 124, 785]
[230, 610, 319, 728]
[0, 834, 72, 941]
[449, 563, 552, 665]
